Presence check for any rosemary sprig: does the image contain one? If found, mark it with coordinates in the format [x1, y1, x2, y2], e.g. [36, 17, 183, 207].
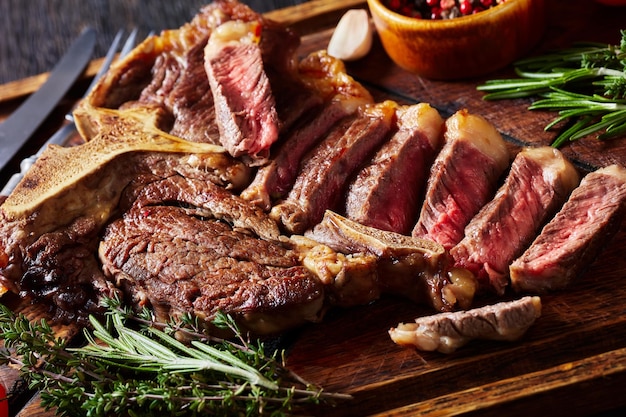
[477, 30, 626, 147]
[0, 300, 351, 416]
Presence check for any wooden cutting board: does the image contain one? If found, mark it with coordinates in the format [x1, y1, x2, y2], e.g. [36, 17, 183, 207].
[2, 1, 626, 416]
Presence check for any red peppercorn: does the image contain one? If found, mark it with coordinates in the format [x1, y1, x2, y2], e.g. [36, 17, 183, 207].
[385, 0, 504, 20]
[400, 5, 414, 15]
[459, 0, 473, 14]
[388, 0, 402, 10]
[430, 6, 442, 19]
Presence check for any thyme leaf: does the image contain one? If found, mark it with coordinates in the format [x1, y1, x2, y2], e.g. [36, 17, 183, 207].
[0, 300, 351, 416]
[477, 30, 626, 147]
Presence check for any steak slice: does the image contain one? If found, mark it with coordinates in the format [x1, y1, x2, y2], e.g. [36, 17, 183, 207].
[344, 103, 443, 234]
[451, 147, 580, 294]
[83, 0, 311, 153]
[412, 110, 509, 250]
[270, 102, 395, 234]
[389, 296, 542, 353]
[240, 51, 374, 210]
[306, 211, 477, 312]
[204, 20, 280, 164]
[510, 164, 626, 292]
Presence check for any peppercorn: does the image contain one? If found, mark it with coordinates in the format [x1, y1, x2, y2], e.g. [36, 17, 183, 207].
[384, 0, 507, 19]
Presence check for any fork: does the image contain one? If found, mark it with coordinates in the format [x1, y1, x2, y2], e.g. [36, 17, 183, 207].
[0, 28, 139, 196]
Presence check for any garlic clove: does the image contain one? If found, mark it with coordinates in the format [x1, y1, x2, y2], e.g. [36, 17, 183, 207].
[327, 9, 373, 62]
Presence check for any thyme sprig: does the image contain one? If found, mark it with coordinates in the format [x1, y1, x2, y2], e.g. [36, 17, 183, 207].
[477, 30, 626, 147]
[0, 299, 350, 416]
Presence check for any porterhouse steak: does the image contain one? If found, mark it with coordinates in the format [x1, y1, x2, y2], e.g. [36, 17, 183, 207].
[0, 0, 624, 347]
[0, 1, 475, 332]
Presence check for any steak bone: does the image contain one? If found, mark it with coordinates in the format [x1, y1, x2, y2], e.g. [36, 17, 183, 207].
[306, 211, 477, 312]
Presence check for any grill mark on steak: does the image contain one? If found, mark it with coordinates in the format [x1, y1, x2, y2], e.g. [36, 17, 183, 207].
[412, 110, 509, 250]
[510, 164, 626, 293]
[270, 102, 395, 235]
[389, 296, 542, 353]
[344, 103, 444, 235]
[121, 175, 280, 242]
[450, 147, 580, 295]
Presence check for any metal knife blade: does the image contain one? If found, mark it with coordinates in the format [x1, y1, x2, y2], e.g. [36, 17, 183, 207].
[0, 27, 96, 173]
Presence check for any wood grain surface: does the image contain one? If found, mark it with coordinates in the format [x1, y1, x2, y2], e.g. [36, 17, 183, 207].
[2, 1, 626, 416]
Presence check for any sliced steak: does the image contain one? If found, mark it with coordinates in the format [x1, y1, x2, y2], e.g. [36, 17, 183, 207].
[258, 21, 322, 134]
[344, 103, 443, 234]
[510, 164, 626, 293]
[240, 51, 374, 210]
[241, 103, 348, 210]
[389, 296, 542, 353]
[139, 38, 220, 144]
[412, 110, 509, 250]
[84, 4, 223, 142]
[450, 147, 580, 294]
[204, 20, 280, 164]
[270, 102, 395, 234]
[306, 211, 477, 312]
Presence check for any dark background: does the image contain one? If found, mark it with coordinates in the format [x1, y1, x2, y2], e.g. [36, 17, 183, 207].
[0, 0, 309, 84]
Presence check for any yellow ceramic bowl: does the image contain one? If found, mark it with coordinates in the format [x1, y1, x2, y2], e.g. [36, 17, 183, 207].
[367, 0, 546, 80]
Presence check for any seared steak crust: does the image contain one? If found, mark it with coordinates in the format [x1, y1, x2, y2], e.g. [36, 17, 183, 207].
[0, 150, 248, 323]
[100, 202, 324, 333]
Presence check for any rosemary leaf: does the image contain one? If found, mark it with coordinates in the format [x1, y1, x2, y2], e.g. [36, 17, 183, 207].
[0, 299, 350, 416]
[477, 29, 626, 147]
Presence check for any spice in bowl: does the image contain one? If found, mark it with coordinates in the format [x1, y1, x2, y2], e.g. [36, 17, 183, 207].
[385, 0, 509, 19]
[367, 0, 546, 79]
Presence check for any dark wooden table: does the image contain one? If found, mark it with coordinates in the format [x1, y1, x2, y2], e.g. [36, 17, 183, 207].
[2, 1, 626, 416]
